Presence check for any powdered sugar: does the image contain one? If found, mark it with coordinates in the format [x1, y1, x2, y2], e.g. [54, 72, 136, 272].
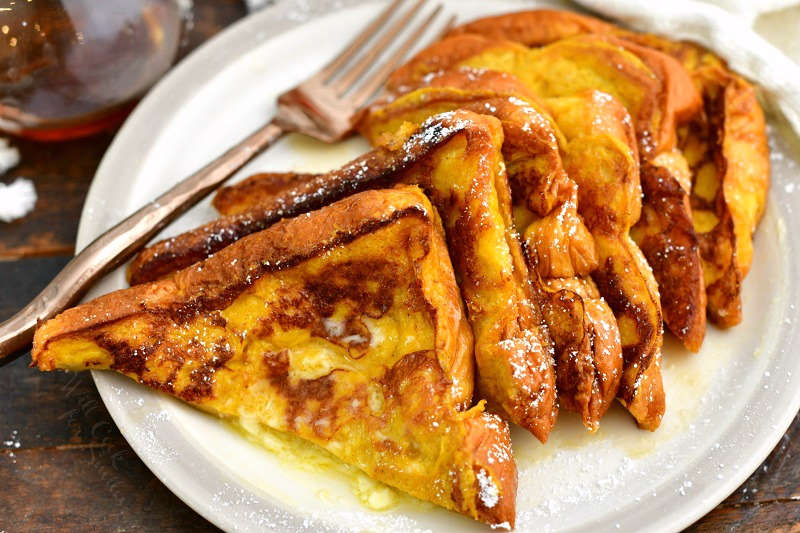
[0, 137, 19, 174]
[0, 178, 37, 223]
[0, 137, 20, 173]
[476, 468, 500, 509]
[0, 137, 34, 223]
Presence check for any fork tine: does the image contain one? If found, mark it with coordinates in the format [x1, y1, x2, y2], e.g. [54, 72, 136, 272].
[350, 5, 444, 108]
[317, 0, 405, 81]
[331, 0, 428, 95]
[436, 14, 457, 40]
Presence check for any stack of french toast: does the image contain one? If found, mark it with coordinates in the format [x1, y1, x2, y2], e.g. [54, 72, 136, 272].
[31, 9, 770, 529]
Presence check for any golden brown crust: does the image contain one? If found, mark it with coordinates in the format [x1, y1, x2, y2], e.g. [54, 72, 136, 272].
[133, 111, 559, 441]
[380, 354, 517, 527]
[387, 33, 524, 94]
[450, 8, 769, 329]
[362, 71, 573, 217]
[127, 124, 467, 285]
[719, 75, 770, 278]
[544, 92, 665, 430]
[441, 11, 710, 350]
[525, 202, 621, 431]
[610, 37, 702, 150]
[612, 27, 728, 73]
[631, 156, 707, 351]
[362, 68, 625, 432]
[449, 11, 703, 153]
[522, 195, 598, 280]
[461, 412, 518, 527]
[213, 171, 317, 216]
[680, 68, 769, 327]
[395, 112, 558, 442]
[387, 33, 664, 157]
[539, 276, 622, 430]
[34, 187, 518, 527]
[448, 9, 617, 45]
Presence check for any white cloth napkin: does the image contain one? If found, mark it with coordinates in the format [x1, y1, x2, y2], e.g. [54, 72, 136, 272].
[700, 0, 799, 23]
[574, 0, 800, 135]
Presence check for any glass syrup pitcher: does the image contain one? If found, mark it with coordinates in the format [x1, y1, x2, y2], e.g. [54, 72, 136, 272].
[0, 0, 189, 141]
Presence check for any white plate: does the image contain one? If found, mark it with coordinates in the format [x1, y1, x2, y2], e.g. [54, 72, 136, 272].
[80, 1, 800, 531]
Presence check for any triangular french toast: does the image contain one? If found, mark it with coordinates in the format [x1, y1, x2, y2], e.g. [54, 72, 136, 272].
[358, 70, 622, 432]
[33, 186, 518, 528]
[678, 68, 769, 327]
[382, 43, 669, 429]
[544, 92, 665, 429]
[381, 113, 558, 442]
[389, 29, 708, 354]
[128, 111, 559, 443]
[387, 33, 669, 155]
[447, 8, 770, 329]
[446, 11, 703, 151]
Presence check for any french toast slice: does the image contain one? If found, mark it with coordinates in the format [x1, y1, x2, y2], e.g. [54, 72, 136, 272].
[127, 147, 419, 285]
[679, 68, 769, 327]
[631, 152, 707, 351]
[387, 33, 668, 156]
[129, 111, 559, 442]
[449, 8, 770, 328]
[384, 45, 664, 429]
[446, 8, 618, 48]
[385, 31, 705, 354]
[361, 71, 575, 218]
[543, 92, 665, 430]
[218, 74, 623, 432]
[33, 186, 519, 528]
[358, 71, 622, 431]
[446, 10, 703, 150]
[386, 112, 559, 442]
[213, 171, 316, 215]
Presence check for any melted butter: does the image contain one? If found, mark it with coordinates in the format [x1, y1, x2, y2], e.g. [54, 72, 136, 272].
[287, 342, 356, 381]
[515, 332, 734, 463]
[285, 134, 370, 173]
[223, 317, 738, 514]
[231, 416, 401, 511]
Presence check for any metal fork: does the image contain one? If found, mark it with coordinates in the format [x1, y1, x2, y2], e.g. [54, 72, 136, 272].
[0, 0, 448, 365]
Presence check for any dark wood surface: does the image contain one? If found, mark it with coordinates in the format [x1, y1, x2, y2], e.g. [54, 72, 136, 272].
[1, 2, 798, 532]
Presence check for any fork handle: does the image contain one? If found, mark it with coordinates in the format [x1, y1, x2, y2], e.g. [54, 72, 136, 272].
[0, 120, 284, 367]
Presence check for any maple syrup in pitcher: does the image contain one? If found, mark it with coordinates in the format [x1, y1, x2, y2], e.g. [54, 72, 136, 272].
[0, 0, 186, 140]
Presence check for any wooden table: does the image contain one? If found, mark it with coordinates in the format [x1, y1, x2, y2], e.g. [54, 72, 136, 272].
[1, 2, 798, 531]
